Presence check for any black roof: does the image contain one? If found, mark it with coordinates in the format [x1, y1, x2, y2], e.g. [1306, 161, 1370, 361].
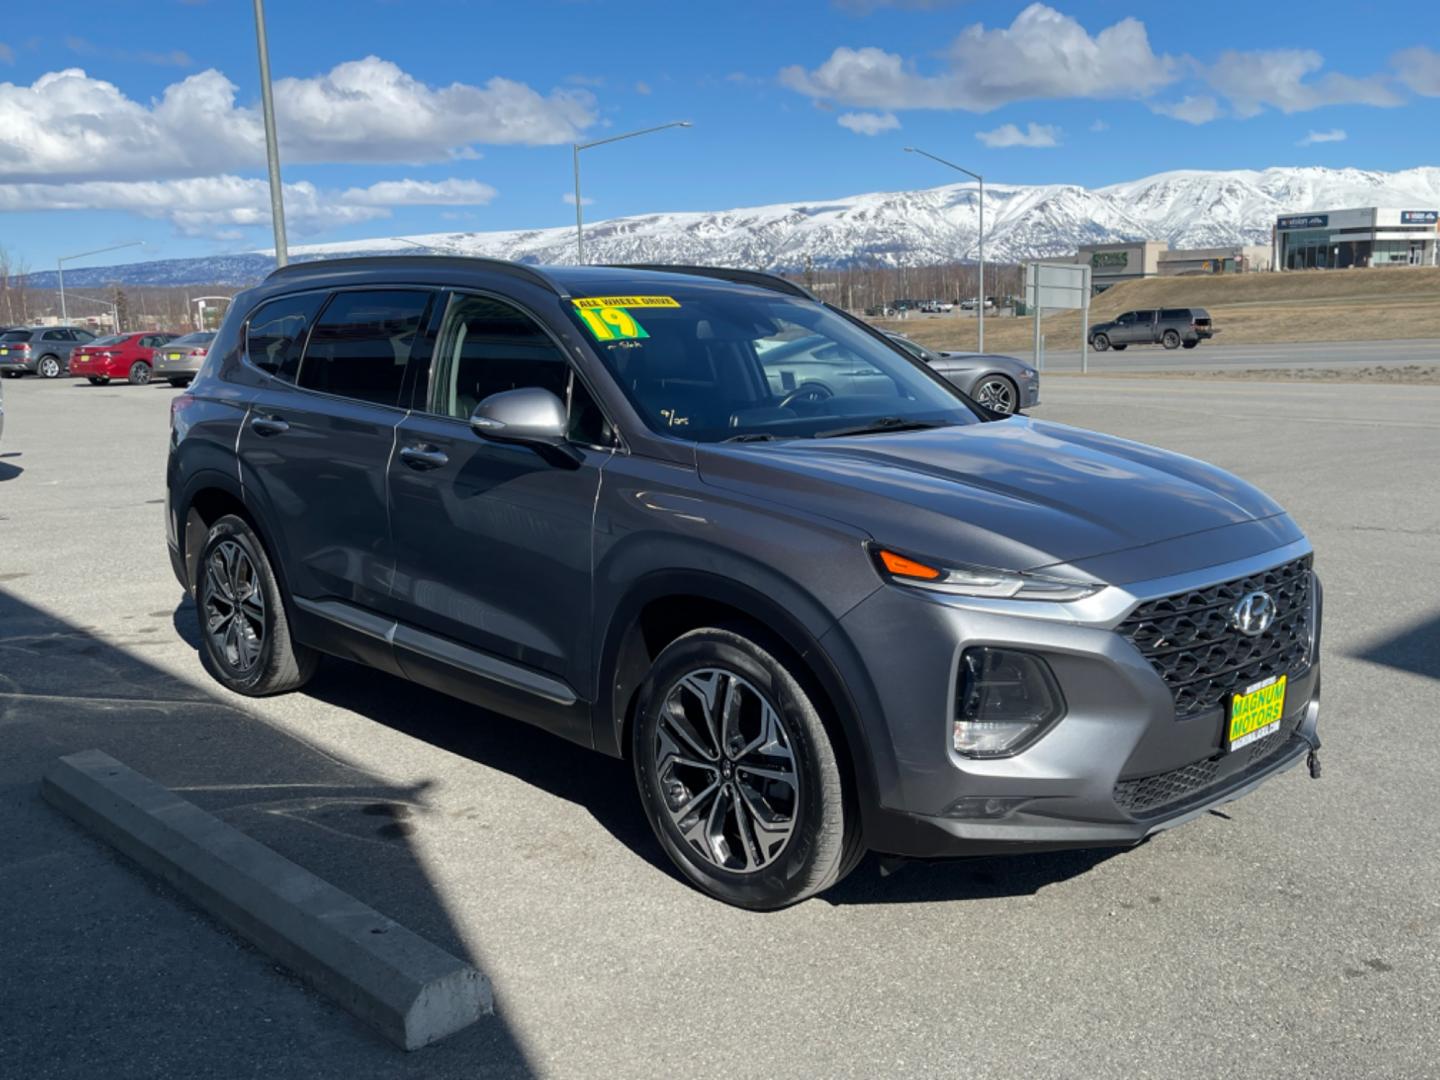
[264, 255, 813, 302]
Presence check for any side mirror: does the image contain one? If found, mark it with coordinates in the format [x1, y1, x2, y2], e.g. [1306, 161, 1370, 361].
[469, 387, 580, 466]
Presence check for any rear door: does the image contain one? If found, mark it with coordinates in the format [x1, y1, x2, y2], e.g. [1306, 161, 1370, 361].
[384, 290, 613, 735]
[236, 287, 435, 612]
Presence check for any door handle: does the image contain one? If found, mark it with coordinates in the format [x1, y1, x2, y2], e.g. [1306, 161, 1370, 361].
[249, 415, 290, 437]
[399, 443, 449, 470]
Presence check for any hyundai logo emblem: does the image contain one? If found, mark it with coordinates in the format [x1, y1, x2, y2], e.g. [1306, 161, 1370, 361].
[1231, 591, 1277, 637]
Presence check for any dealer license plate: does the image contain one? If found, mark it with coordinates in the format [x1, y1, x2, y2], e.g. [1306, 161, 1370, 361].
[1227, 674, 1287, 751]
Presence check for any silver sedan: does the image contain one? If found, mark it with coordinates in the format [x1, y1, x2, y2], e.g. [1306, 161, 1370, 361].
[883, 331, 1039, 414]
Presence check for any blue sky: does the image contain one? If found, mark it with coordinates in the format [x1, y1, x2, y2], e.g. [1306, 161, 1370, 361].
[1, 0, 1437, 269]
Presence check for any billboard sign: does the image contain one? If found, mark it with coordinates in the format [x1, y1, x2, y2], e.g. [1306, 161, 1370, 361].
[1026, 262, 1090, 311]
[1277, 214, 1329, 230]
[1401, 210, 1439, 224]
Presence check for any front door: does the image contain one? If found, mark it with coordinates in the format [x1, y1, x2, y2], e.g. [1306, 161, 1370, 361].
[237, 287, 435, 609]
[385, 291, 613, 736]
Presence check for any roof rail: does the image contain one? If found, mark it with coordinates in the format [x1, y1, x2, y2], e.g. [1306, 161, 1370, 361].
[264, 254, 567, 297]
[606, 264, 819, 301]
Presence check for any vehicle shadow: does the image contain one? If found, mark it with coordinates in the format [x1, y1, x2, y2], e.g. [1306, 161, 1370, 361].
[0, 461, 22, 482]
[3, 587, 535, 1077]
[172, 598, 1130, 905]
[1351, 610, 1440, 681]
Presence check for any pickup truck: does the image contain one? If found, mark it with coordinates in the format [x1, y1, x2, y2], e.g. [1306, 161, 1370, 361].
[1089, 307, 1215, 351]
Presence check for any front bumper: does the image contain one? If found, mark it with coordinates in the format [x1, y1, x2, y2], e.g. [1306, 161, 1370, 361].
[829, 539, 1321, 859]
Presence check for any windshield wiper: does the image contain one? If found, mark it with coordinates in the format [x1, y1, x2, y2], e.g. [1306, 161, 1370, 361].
[721, 432, 779, 443]
[814, 416, 947, 439]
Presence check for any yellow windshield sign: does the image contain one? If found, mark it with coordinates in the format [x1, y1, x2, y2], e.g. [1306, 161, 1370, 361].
[572, 296, 680, 310]
[575, 306, 650, 341]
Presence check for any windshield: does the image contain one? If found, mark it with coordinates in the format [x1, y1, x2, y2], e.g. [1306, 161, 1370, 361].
[169, 332, 216, 346]
[89, 335, 126, 346]
[567, 286, 979, 443]
[1, 330, 32, 342]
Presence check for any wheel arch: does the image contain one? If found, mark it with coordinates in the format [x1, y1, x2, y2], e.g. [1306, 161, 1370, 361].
[594, 569, 888, 832]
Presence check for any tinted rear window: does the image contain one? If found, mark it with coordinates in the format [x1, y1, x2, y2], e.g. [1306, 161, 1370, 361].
[1, 331, 33, 342]
[170, 332, 216, 347]
[297, 289, 432, 408]
[246, 293, 326, 382]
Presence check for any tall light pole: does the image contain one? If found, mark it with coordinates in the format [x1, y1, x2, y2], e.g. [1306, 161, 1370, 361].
[572, 121, 692, 264]
[904, 147, 985, 352]
[56, 241, 144, 324]
[63, 292, 121, 332]
[253, 0, 288, 267]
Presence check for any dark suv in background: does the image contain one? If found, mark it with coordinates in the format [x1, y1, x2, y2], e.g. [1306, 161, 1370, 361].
[1090, 308, 1215, 352]
[167, 258, 1320, 908]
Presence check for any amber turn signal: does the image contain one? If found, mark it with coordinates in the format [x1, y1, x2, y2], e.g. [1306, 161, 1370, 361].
[877, 549, 942, 580]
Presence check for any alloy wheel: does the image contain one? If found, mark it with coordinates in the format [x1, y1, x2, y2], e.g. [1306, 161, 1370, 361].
[976, 377, 1016, 414]
[39, 356, 60, 378]
[130, 362, 152, 385]
[653, 668, 800, 874]
[203, 540, 266, 672]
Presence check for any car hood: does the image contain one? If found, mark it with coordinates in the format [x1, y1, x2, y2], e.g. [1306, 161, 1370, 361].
[695, 416, 1296, 583]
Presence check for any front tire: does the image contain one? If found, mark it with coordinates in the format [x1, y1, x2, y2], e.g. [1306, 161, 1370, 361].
[1092, 334, 1110, 352]
[38, 355, 62, 378]
[632, 627, 855, 909]
[128, 360, 152, 385]
[974, 375, 1019, 415]
[195, 515, 317, 696]
[1162, 330, 1181, 350]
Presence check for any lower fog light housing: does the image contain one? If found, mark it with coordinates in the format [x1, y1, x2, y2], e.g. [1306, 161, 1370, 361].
[954, 647, 1066, 758]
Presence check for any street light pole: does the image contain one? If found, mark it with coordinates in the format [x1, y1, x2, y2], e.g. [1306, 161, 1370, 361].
[253, 0, 289, 267]
[56, 241, 144, 325]
[904, 147, 985, 352]
[572, 120, 692, 264]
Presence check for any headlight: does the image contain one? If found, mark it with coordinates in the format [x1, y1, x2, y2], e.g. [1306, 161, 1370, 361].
[954, 647, 1065, 757]
[874, 547, 1100, 601]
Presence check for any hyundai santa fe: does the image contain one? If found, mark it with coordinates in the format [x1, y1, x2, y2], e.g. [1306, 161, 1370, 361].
[166, 258, 1322, 909]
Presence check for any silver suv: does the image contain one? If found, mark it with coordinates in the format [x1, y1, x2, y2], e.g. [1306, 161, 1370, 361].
[0, 326, 97, 377]
[166, 259, 1322, 909]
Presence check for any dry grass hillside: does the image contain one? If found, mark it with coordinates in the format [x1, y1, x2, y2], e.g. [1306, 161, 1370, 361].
[872, 266, 1440, 353]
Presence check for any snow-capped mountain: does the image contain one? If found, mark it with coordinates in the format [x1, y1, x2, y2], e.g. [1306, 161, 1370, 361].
[26, 166, 1440, 288]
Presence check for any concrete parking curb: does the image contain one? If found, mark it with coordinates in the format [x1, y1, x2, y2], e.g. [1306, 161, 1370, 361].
[41, 749, 491, 1051]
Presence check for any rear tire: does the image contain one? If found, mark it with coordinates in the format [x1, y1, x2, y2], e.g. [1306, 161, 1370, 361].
[632, 626, 857, 909]
[195, 514, 318, 696]
[1162, 330, 1181, 350]
[1092, 334, 1110, 352]
[128, 360, 152, 385]
[38, 355, 62, 378]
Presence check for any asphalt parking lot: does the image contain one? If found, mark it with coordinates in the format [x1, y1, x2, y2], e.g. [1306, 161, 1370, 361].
[2, 370, 1437, 1079]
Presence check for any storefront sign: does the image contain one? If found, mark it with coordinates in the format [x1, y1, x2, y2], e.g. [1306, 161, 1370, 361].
[1277, 214, 1329, 230]
[1090, 251, 1129, 269]
[1400, 210, 1439, 224]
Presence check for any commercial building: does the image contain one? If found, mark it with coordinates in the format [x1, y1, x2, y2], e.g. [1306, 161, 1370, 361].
[1159, 245, 1272, 276]
[1075, 240, 1167, 291]
[1274, 208, 1439, 270]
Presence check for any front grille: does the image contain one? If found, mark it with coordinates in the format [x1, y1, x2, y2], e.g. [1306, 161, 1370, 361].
[1117, 555, 1313, 719]
[1113, 713, 1302, 815]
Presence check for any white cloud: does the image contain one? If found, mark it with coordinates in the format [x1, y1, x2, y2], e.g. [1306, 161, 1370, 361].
[562, 192, 595, 206]
[1297, 128, 1346, 146]
[0, 58, 595, 182]
[837, 110, 900, 135]
[780, 4, 1177, 111]
[1205, 49, 1401, 116]
[1393, 46, 1440, 96]
[975, 121, 1059, 148]
[1151, 94, 1223, 124]
[0, 175, 495, 237]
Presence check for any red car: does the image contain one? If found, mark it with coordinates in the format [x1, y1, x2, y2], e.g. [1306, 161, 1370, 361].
[70, 332, 178, 385]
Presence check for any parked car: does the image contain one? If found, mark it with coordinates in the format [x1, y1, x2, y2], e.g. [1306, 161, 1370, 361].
[883, 331, 1038, 414]
[1089, 308, 1215, 352]
[70, 332, 178, 385]
[168, 257, 1321, 909]
[0, 326, 98, 377]
[153, 331, 217, 387]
